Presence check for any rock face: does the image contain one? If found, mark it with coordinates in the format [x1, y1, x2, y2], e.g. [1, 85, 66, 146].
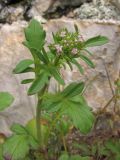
[74, 0, 120, 20]
[112, 0, 120, 9]
[0, 19, 120, 134]
[0, 0, 32, 23]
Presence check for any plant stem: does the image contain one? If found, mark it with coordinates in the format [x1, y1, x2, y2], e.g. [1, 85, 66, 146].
[36, 85, 48, 146]
[36, 97, 42, 145]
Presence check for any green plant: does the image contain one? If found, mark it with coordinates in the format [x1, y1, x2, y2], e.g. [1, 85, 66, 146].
[0, 92, 14, 160]
[1, 19, 109, 160]
[0, 92, 14, 111]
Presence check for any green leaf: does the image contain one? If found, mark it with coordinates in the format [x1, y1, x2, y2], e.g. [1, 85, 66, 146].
[71, 155, 90, 160]
[62, 97, 95, 134]
[29, 48, 48, 64]
[3, 135, 29, 160]
[79, 54, 95, 68]
[21, 79, 34, 84]
[42, 93, 62, 112]
[10, 124, 38, 149]
[0, 144, 3, 160]
[71, 59, 84, 74]
[42, 93, 95, 134]
[11, 124, 28, 135]
[62, 82, 85, 98]
[24, 19, 46, 51]
[84, 35, 109, 47]
[48, 66, 65, 85]
[59, 154, 90, 160]
[83, 49, 93, 55]
[0, 92, 14, 111]
[28, 72, 48, 95]
[13, 59, 34, 74]
[28, 136, 38, 149]
[105, 139, 120, 154]
[59, 154, 69, 160]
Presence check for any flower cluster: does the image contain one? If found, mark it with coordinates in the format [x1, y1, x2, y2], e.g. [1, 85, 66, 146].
[48, 28, 85, 57]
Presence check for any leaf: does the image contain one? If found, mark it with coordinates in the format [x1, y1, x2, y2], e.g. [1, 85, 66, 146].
[3, 135, 29, 160]
[59, 154, 90, 160]
[71, 155, 90, 160]
[28, 72, 48, 95]
[24, 19, 46, 51]
[48, 66, 65, 85]
[28, 136, 38, 149]
[71, 59, 84, 74]
[0, 144, 3, 160]
[11, 124, 28, 135]
[21, 79, 34, 84]
[59, 154, 69, 160]
[105, 140, 120, 154]
[83, 49, 93, 55]
[0, 92, 14, 111]
[84, 35, 109, 47]
[62, 97, 95, 134]
[79, 54, 95, 68]
[29, 48, 48, 64]
[10, 124, 38, 149]
[13, 59, 34, 74]
[62, 82, 85, 98]
[42, 93, 62, 112]
[42, 93, 95, 134]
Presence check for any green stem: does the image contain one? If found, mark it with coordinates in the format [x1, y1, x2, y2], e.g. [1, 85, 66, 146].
[36, 97, 42, 145]
[36, 85, 48, 146]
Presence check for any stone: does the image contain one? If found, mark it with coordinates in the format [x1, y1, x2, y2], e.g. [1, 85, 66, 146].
[112, 0, 120, 10]
[0, 0, 33, 23]
[0, 19, 120, 134]
[74, 0, 120, 20]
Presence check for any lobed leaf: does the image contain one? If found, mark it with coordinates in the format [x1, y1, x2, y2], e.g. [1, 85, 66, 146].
[24, 19, 46, 51]
[11, 124, 28, 135]
[62, 96, 95, 134]
[3, 135, 29, 160]
[42, 91, 95, 134]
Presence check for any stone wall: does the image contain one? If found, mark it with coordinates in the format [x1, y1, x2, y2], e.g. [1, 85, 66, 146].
[0, 19, 120, 135]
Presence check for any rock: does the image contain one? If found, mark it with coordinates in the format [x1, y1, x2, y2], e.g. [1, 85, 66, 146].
[112, 0, 120, 10]
[74, 1, 120, 20]
[44, 0, 91, 13]
[0, 0, 33, 23]
[1, 0, 24, 5]
[0, 19, 120, 134]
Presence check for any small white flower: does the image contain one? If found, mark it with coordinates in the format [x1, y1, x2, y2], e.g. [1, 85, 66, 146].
[71, 48, 78, 55]
[55, 44, 62, 54]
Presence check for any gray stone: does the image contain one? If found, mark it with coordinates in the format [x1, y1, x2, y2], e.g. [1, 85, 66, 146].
[74, 0, 120, 20]
[0, 19, 120, 134]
